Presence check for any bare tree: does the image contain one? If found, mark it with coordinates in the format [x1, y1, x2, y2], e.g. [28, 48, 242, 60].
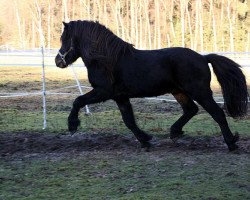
[0, 0, 249, 51]
[47, 0, 51, 49]
[180, 0, 186, 47]
[227, 0, 234, 51]
[63, 0, 69, 22]
[14, 1, 24, 48]
[186, 1, 193, 49]
[210, 0, 218, 51]
[199, 0, 204, 52]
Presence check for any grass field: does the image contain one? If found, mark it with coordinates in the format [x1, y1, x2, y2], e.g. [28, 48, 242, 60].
[1, 151, 249, 200]
[0, 66, 249, 200]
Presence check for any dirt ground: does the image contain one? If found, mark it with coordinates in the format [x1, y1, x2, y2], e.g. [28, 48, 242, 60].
[1, 131, 249, 159]
[1, 97, 250, 159]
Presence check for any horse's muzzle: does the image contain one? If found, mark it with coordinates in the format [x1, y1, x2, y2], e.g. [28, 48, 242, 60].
[55, 54, 67, 68]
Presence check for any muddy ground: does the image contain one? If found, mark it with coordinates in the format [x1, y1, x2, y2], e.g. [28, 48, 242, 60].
[1, 132, 249, 159]
[1, 97, 250, 159]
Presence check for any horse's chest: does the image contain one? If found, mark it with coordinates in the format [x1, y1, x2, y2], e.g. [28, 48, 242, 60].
[87, 66, 111, 88]
[88, 72, 99, 87]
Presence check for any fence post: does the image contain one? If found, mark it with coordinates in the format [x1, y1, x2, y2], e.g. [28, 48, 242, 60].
[71, 65, 91, 115]
[41, 46, 47, 129]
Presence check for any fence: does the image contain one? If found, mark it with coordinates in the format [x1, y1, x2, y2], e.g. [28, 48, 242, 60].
[1, 49, 250, 67]
[0, 49, 250, 129]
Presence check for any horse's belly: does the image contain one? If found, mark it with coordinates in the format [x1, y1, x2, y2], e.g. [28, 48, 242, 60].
[119, 59, 174, 97]
[126, 79, 174, 97]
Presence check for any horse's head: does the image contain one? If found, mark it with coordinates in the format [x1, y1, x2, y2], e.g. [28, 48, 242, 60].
[55, 22, 80, 68]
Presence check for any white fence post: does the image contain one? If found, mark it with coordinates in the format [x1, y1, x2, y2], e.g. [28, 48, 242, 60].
[41, 46, 47, 129]
[71, 65, 91, 115]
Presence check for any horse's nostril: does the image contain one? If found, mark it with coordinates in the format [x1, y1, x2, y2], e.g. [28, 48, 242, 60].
[55, 56, 67, 68]
[55, 56, 62, 66]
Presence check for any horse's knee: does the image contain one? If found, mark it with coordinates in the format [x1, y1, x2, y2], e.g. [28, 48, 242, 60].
[183, 103, 198, 117]
[73, 97, 81, 108]
[189, 104, 199, 115]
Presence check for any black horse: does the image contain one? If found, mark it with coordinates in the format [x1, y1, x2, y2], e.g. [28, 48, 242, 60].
[55, 20, 248, 151]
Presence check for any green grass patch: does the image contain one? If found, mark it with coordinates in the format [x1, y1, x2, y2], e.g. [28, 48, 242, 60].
[0, 152, 249, 200]
[1, 108, 249, 137]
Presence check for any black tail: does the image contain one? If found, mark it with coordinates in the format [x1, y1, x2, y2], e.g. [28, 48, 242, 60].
[205, 54, 248, 118]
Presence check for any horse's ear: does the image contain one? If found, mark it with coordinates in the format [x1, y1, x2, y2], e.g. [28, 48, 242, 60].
[63, 22, 68, 28]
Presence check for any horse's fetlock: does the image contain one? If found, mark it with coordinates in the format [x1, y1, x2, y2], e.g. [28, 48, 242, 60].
[68, 117, 80, 132]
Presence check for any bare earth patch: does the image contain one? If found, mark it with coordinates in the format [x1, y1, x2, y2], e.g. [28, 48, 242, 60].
[1, 132, 249, 158]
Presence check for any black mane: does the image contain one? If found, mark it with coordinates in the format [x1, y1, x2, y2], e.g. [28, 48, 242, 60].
[68, 20, 134, 74]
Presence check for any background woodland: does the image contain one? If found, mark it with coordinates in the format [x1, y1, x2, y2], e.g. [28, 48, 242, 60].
[0, 0, 250, 52]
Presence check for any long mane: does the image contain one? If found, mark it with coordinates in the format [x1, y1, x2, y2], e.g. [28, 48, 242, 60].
[68, 20, 134, 78]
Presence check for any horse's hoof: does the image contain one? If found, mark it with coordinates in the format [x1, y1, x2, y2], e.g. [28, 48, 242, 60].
[228, 143, 239, 152]
[68, 118, 80, 133]
[227, 133, 239, 151]
[138, 133, 153, 143]
[233, 132, 239, 142]
[170, 130, 184, 138]
[170, 130, 184, 143]
[145, 134, 153, 141]
[141, 141, 151, 152]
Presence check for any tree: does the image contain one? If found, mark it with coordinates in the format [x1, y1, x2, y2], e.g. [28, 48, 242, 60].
[0, 0, 249, 52]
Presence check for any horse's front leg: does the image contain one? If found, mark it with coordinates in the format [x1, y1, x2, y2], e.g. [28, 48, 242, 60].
[68, 89, 110, 132]
[115, 98, 153, 148]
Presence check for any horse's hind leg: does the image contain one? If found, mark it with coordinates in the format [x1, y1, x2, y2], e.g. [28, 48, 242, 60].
[170, 92, 198, 140]
[194, 94, 239, 151]
[115, 98, 153, 148]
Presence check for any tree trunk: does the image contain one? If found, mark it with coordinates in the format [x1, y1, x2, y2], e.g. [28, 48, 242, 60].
[199, 0, 204, 52]
[47, 1, 51, 49]
[32, 20, 35, 48]
[143, 0, 151, 49]
[194, 0, 199, 50]
[227, 0, 234, 51]
[211, 0, 217, 51]
[186, 2, 193, 49]
[14, 1, 23, 48]
[169, 0, 176, 39]
[63, 0, 69, 22]
[35, 0, 45, 48]
[180, 1, 186, 47]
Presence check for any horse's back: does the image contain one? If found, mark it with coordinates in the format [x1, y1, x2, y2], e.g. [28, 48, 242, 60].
[117, 49, 175, 96]
[116, 47, 210, 97]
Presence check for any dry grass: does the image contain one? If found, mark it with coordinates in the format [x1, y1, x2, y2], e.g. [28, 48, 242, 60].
[0, 66, 88, 82]
[0, 66, 89, 93]
[1, 66, 249, 95]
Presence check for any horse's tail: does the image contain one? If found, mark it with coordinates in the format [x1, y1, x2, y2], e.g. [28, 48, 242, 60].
[204, 54, 248, 118]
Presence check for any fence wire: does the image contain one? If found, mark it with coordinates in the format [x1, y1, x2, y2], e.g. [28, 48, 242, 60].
[1, 49, 249, 100]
